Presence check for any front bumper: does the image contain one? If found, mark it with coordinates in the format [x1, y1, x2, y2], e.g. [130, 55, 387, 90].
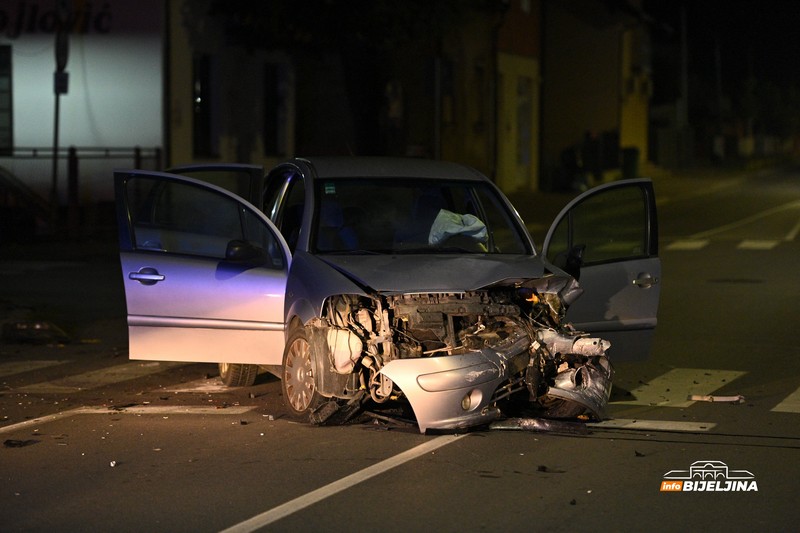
[380, 331, 531, 433]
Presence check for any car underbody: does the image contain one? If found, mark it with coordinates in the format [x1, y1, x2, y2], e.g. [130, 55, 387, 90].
[300, 275, 614, 433]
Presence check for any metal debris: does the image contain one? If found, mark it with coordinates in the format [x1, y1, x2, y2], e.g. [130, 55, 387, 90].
[489, 417, 589, 435]
[2, 320, 70, 344]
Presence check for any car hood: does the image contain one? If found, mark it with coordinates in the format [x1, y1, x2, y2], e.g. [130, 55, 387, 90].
[317, 254, 546, 293]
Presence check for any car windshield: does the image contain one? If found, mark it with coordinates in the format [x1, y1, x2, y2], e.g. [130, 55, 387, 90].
[312, 178, 532, 254]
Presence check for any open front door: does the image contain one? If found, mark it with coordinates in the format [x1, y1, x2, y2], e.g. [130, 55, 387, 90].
[542, 179, 660, 361]
[114, 170, 290, 365]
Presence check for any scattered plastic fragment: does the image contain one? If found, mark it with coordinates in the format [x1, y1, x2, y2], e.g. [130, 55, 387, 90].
[688, 394, 745, 403]
[109, 461, 117, 467]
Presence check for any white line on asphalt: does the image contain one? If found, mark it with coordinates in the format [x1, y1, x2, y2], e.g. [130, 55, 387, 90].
[689, 199, 800, 240]
[771, 386, 800, 413]
[0, 405, 257, 435]
[0, 360, 69, 378]
[162, 377, 232, 393]
[12, 361, 186, 393]
[666, 239, 709, 251]
[786, 217, 800, 241]
[737, 239, 780, 250]
[219, 434, 467, 533]
[588, 419, 716, 432]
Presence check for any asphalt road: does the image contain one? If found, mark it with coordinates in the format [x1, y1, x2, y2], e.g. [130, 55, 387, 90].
[1, 163, 799, 532]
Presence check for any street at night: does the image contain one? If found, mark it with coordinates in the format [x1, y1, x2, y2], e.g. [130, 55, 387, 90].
[3, 0, 800, 531]
[2, 164, 799, 532]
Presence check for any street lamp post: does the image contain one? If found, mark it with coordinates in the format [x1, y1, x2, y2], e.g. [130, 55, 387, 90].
[52, 1, 70, 231]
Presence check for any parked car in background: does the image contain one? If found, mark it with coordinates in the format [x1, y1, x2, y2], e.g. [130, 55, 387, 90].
[114, 157, 660, 433]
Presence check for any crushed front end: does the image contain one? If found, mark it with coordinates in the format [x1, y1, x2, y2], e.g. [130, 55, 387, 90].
[309, 276, 613, 433]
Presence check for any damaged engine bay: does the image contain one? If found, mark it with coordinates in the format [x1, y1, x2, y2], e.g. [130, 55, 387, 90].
[303, 275, 614, 433]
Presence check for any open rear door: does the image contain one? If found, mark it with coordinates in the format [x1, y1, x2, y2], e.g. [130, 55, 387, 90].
[542, 179, 660, 361]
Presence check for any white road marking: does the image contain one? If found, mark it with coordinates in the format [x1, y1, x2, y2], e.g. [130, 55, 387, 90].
[737, 239, 779, 250]
[771, 386, 800, 413]
[162, 377, 232, 393]
[688, 198, 800, 240]
[786, 217, 800, 241]
[0, 360, 68, 378]
[0, 405, 256, 435]
[612, 368, 747, 408]
[666, 239, 709, 251]
[588, 419, 716, 432]
[219, 434, 467, 533]
[12, 361, 186, 393]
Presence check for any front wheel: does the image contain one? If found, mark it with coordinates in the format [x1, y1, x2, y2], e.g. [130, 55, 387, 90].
[282, 327, 324, 417]
[218, 363, 259, 387]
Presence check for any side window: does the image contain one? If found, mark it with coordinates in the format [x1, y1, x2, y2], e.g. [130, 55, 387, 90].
[546, 185, 650, 266]
[126, 176, 284, 269]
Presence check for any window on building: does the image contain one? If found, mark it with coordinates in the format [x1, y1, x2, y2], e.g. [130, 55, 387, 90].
[0, 46, 12, 156]
[192, 53, 218, 157]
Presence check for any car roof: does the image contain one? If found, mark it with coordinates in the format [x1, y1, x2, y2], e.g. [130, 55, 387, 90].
[293, 157, 490, 182]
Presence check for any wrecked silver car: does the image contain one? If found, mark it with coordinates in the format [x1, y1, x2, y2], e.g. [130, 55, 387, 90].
[115, 157, 659, 433]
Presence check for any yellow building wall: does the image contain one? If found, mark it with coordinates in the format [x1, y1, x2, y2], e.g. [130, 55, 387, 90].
[618, 28, 650, 164]
[167, 0, 192, 166]
[166, 1, 294, 168]
[497, 53, 541, 193]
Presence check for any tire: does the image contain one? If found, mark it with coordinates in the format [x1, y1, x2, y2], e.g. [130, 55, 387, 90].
[218, 362, 259, 387]
[281, 326, 324, 417]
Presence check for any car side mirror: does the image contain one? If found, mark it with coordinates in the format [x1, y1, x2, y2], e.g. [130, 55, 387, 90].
[225, 239, 268, 263]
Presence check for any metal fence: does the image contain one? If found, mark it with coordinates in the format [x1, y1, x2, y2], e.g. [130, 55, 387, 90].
[0, 146, 162, 240]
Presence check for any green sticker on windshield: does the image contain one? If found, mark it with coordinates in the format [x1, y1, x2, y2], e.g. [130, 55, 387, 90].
[324, 183, 336, 194]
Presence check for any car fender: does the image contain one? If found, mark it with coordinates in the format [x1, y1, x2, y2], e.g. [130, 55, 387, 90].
[285, 251, 371, 326]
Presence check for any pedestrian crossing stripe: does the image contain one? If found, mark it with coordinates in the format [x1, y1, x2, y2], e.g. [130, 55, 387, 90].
[666, 240, 709, 250]
[772, 386, 800, 413]
[612, 368, 747, 408]
[737, 240, 780, 250]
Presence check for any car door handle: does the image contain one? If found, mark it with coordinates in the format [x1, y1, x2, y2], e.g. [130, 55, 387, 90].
[129, 267, 165, 285]
[632, 272, 659, 288]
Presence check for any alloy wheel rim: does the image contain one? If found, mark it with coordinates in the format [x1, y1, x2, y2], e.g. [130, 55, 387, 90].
[284, 338, 314, 411]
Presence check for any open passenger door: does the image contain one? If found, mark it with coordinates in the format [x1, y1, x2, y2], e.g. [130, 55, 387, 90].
[542, 179, 660, 361]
